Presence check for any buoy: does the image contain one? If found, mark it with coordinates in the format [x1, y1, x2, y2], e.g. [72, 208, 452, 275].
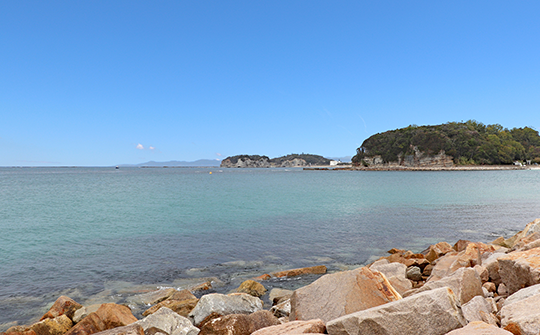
[209, 172, 212, 174]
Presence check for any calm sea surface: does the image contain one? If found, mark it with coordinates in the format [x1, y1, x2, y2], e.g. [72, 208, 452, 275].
[1, 167, 540, 325]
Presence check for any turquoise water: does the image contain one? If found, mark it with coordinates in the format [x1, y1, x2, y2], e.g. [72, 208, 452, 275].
[1, 167, 540, 325]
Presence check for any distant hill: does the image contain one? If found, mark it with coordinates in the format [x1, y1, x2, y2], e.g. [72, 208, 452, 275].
[120, 159, 221, 167]
[220, 153, 332, 168]
[352, 120, 540, 166]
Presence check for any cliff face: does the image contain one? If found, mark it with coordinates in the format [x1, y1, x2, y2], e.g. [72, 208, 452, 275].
[360, 147, 454, 168]
[220, 155, 312, 168]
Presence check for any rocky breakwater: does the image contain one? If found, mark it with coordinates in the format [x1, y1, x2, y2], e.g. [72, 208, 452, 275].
[6, 219, 540, 335]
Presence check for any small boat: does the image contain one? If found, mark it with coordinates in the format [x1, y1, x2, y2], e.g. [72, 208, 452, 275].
[115, 166, 119, 169]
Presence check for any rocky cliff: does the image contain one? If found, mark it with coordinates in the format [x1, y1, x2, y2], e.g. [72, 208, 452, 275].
[360, 146, 454, 168]
[220, 154, 330, 168]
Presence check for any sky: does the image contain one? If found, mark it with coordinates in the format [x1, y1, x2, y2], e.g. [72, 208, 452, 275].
[1, 1, 539, 166]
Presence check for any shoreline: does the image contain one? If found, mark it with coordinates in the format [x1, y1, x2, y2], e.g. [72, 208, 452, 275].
[304, 165, 539, 171]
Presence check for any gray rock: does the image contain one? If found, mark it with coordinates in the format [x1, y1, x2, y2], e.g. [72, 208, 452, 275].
[483, 252, 507, 285]
[500, 292, 540, 335]
[444, 321, 513, 335]
[188, 293, 263, 326]
[92, 324, 144, 335]
[128, 288, 177, 306]
[410, 267, 483, 304]
[461, 296, 497, 325]
[326, 287, 466, 335]
[406, 266, 423, 281]
[134, 307, 199, 335]
[73, 304, 101, 324]
[503, 283, 540, 307]
[268, 288, 293, 305]
[270, 299, 290, 318]
[498, 247, 540, 295]
[251, 319, 326, 335]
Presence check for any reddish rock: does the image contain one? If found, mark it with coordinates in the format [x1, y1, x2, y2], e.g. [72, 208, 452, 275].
[453, 240, 472, 252]
[4, 329, 37, 335]
[253, 274, 271, 281]
[449, 243, 482, 273]
[40, 296, 83, 321]
[290, 266, 401, 323]
[251, 319, 326, 335]
[425, 242, 453, 262]
[64, 303, 137, 335]
[88, 325, 143, 335]
[198, 310, 279, 335]
[271, 266, 327, 278]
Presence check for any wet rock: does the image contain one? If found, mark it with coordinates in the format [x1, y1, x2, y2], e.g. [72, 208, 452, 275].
[461, 296, 497, 325]
[134, 307, 199, 335]
[64, 303, 137, 335]
[251, 319, 326, 335]
[188, 293, 263, 326]
[370, 261, 412, 295]
[31, 315, 73, 335]
[73, 305, 101, 324]
[198, 310, 278, 335]
[406, 266, 423, 281]
[326, 287, 466, 335]
[235, 280, 267, 298]
[271, 265, 327, 278]
[500, 292, 540, 335]
[252, 274, 271, 281]
[40, 296, 83, 321]
[128, 288, 177, 306]
[445, 321, 513, 335]
[411, 267, 483, 304]
[142, 299, 198, 318]
[290, 266, 401, 323]
[268, 289, 293, 305]
[498, 247, 540, 295]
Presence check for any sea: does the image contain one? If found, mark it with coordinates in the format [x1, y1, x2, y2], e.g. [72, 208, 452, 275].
[1, 167, 540, 327]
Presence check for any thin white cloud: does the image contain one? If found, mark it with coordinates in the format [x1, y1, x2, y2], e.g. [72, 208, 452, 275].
[216, 153, 223, 157]
[136, 143, 144, 150]
[149, 146, 155, 150]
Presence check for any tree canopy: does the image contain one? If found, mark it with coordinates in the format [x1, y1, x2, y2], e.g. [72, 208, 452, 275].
[352, 121, 540, 165]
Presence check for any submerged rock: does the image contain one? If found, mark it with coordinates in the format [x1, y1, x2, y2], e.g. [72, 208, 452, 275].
[271, 265, 327, 278]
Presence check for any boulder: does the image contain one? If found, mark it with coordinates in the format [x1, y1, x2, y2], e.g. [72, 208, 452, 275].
[134, 307, 199, 335]
[483, 251, 507, 285]
[503, 283, 540, 307]
[406, 266, 423, 282]
[474, 265, 489, 283]
[461, 296, 497, 325]
[483, 282, 496, 293]
[89, 325, 143, 335]
[444, 321, 513, 335]
[448, 243, 481, 273]
[142, 299, 198, 317]
[427, 252, 458, 282]
[40, 296, 83, 321]
[168, 290, 197, 302]
[268, 289, 293, 305]
[425, 242, 454, 262]
[412, 267, 483, 304]
[369, 261, 412, 295]
[271, 266, 327, 278]
[290, 266, 401, 323]
[31, 315, 73, 335]
[501, 218, 540, 248]
[500, 292, 540, 335]
[251, 319, 326, 335]
[64, 303, 137, 335]
[188, 293, 263, 326]
[198, 310, 278, 335]
[498, 247, 540, 295]
[326, 287, 466, 335]
[3, 330, 36, 335]
[236, 280, 267, 298]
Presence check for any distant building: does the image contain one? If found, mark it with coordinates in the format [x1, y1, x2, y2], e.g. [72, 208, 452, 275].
[330, 160, 339, 166]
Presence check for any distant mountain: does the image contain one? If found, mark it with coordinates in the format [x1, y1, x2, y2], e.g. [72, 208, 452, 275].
[329, 156, 352, 162]
[120, 159, 221, 167]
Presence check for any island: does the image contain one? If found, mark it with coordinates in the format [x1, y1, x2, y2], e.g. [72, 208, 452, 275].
[220, 154, 332, 168]
[351, 120, 540, 169]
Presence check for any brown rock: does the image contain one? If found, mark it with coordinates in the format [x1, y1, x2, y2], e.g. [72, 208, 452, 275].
[449, 243, 482, 273]
[40, 296, 83, 321]
[483, 282, 497, 293]
[253, 274, 271, 281]
[251, 319, 326, 335]
[4, 330, 36, 335]
[425, 242, 453, 262]
[31, 315, 73, 335]
[168, 289, 197, 301]
[236, 280, 267, 298]
[198, 310, 279, 335]
[474, 265, 490, 283]
[290, 266, 401, 323]
[129, 288, 177, 306]
[446, 321, 513, 334]
[190, 281, 212, 293]
[64, 303, 137, 335]
[427, 252, 458, 282]
[271, 265, 327, 278]
[498, 247, 540, 295]
[142, 299, 198, 317]
[453, 239, 472, 252]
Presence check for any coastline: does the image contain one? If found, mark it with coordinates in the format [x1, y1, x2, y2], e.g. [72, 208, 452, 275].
[304, 165, 539, 171]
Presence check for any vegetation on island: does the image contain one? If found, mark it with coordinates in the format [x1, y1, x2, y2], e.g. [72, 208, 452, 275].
[222, 155, 270, 164]
[270, 153, 331, 166]
[352, 120, 540, 165]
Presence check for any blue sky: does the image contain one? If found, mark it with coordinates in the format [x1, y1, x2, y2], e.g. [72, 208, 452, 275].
[1, 1, 539, 166]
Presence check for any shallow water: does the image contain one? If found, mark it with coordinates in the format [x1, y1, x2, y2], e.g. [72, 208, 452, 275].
[1, 167, 539, 326]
